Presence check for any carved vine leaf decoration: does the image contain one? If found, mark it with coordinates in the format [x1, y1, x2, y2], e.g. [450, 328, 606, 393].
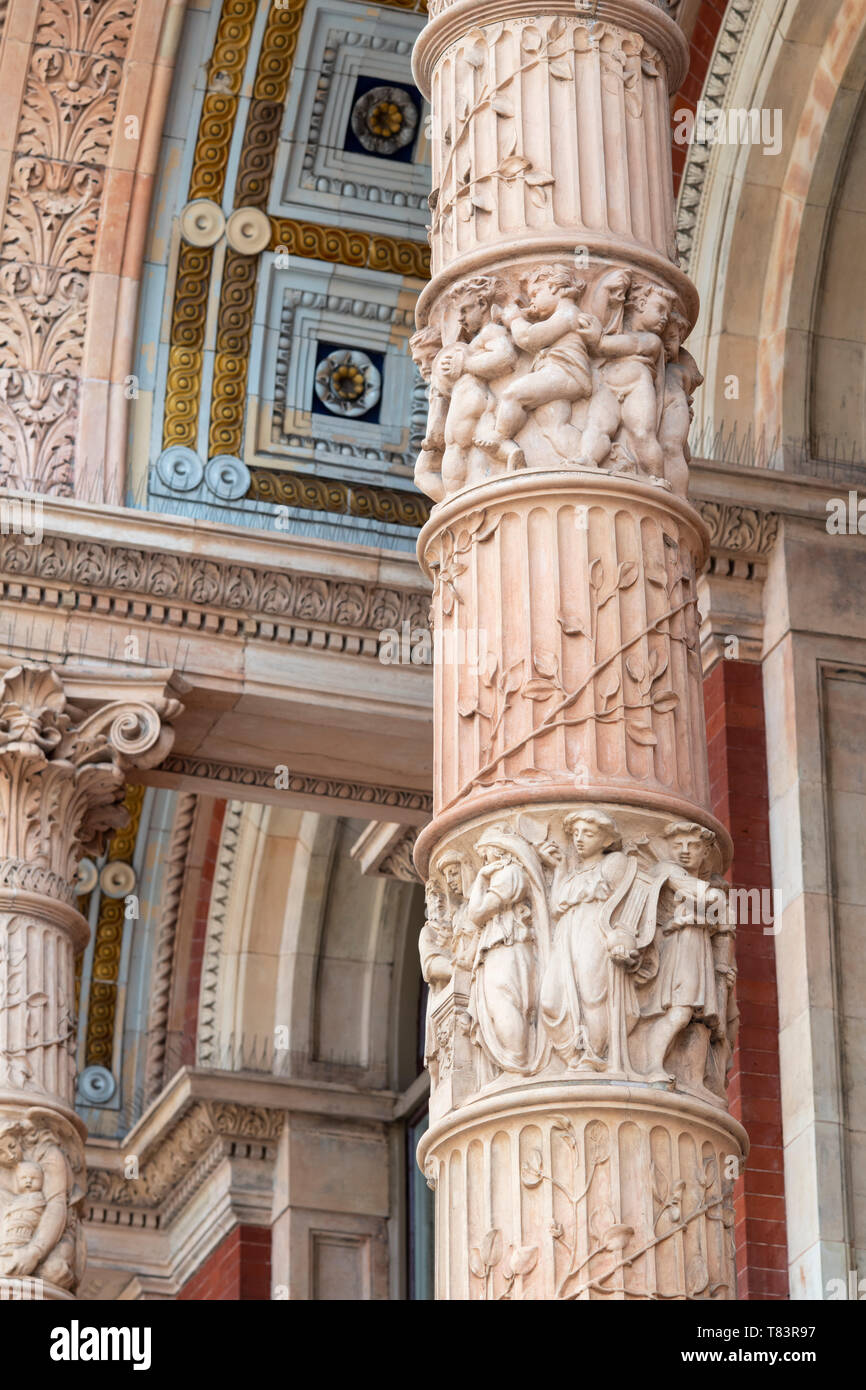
[452, 552, 698, 803]
[437, 20, 575, 240]
[429, 511, 500, 615]
[518, 1128, 732, 1300]
[469, 1226, 539, 1300]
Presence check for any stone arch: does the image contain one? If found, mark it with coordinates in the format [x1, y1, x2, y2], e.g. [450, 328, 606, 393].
[196, 804, 423, 1087]
[682, 0, 866, 468]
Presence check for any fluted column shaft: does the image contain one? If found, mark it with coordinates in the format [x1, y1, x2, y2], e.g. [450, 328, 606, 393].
[412, 0, 747, 1301]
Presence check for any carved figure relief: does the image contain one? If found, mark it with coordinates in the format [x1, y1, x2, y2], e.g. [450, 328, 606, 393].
[0, 1115, 86, 1292]
[412, 263, 701, 501]
[465, 825, 550, 1075]
[422, 804, 736, 1107]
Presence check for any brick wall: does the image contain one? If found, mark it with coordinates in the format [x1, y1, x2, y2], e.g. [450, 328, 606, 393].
[704, 659, 789, 1300]
[178, 1225, 271, 1301]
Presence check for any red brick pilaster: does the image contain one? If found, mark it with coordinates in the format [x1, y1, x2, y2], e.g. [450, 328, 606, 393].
[178, 1225, 272, 1301]
[704, 659, 788, 1300]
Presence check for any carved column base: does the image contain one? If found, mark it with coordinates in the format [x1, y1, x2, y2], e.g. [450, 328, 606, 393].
[419, 1083, 746, 1301]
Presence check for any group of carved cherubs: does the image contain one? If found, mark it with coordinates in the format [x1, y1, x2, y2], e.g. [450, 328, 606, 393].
[410, 264, 703, 502]
[421, 809, 738, 1103]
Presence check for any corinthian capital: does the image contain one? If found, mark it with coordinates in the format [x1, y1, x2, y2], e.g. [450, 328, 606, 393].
[0, 665, 184, 902]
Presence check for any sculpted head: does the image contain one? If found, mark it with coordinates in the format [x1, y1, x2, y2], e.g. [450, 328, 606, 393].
[475, 824, 517, 867]
[16, 1161, 43, 1194]
[436, 850, 464, 896]
[663, 308, 690, 361]
[452, 276, 500, 339]
[628, 282, 676, 335]
[524, 265, 583, 318]
[0, 1121, 24, 1167]
[410, 325, 443, 380]
[663, 821, 716, 875]
[563, 808, 621, 860]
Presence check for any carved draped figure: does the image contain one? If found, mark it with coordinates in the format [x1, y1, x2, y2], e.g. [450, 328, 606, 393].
[643, 866, 727, 1026]
[465, 836, 551, 1075]
[540, 853, 632, 1069]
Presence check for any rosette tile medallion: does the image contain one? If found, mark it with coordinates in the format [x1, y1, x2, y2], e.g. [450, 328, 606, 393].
[411, 0, 747, 1300]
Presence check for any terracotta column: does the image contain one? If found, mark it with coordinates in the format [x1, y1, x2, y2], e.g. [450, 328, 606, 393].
[0, 666, 182, 1299]
[411, 0, 747, 1300]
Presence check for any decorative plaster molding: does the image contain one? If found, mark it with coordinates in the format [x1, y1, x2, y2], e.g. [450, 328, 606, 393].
[159, 756, 433, 817]
[296, 26, 428, 217]
[0, 528, 431, 646]
[697, 502, 779, 556]
[675, 1, 757, 269]
[143, 793, 198, 1106]
[351, 820, 421, 881]
[249, 467, 431, 528]
[86, 1098, 285, 1224]
[266, 273, 423, 485]
[84, 784, 146, 1070]
[196, 802, 244, 1069]
[269, 217, 430, 279]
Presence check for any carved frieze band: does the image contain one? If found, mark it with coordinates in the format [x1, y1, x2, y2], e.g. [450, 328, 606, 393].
[0, 531, 431, 648]
[696, 502, 779, 557]
[675, 1, 757, 269]
[422, 802, 737, 1114]
[160, 755, 433, 817]
[143, 793, 198, 1106]
[86, 1100, 285, 1226]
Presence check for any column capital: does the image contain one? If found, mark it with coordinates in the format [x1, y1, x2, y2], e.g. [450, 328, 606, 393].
[0, 664, 185, 906]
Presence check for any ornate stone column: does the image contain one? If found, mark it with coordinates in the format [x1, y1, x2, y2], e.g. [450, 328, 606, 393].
[411, 0, 748, 1300]
[0, 665, 182, 1299]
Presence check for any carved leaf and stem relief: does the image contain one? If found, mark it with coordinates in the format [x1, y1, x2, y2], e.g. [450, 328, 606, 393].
[424, 497, 705, 812]
[427, 19, 671, 262]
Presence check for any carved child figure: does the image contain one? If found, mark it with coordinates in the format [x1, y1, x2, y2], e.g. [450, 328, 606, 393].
[581, 280, 676, 479]
[425, 276, 519, 496]
[0, 1161, 45, 1271]
[659, 309, 704, 497]
[481, 265, 601, 467]
[410, 325, 448, 502]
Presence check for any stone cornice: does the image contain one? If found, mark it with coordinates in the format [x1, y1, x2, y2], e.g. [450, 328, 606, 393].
[0, 494, 430, 652]
[152, 756, 433, 817]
